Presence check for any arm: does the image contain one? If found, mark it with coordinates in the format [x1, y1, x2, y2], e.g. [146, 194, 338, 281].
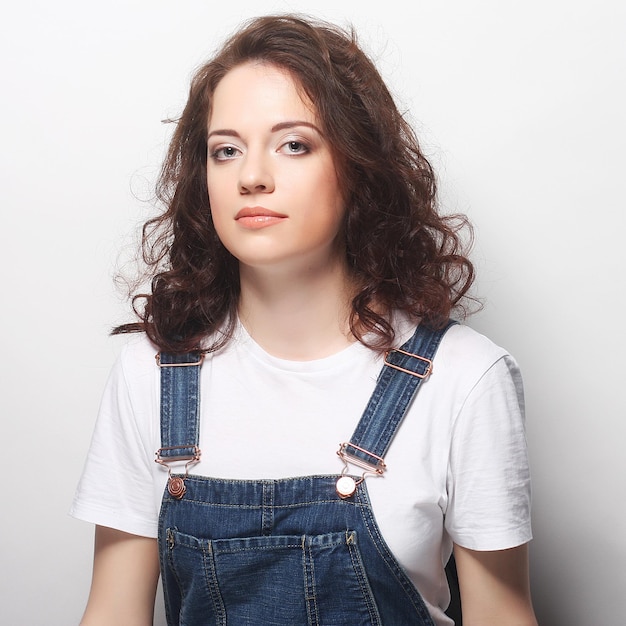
[80, 525, 160, 626]
[454, 542, 538, 626]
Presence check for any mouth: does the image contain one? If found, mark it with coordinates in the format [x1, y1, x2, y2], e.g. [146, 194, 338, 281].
[235, 206, 287, 220]
[235, 206, 288, 230]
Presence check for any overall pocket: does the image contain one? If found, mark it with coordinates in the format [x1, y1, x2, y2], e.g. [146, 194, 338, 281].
[165, 528, 383, 626]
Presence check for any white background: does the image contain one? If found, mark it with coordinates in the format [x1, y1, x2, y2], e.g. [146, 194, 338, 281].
[1, 1, 624, 624]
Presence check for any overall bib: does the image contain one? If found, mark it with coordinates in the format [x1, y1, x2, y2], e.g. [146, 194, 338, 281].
[157, 321, 455, 625]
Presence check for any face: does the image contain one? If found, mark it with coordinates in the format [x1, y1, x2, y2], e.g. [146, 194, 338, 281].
[206, 62, 346, 273]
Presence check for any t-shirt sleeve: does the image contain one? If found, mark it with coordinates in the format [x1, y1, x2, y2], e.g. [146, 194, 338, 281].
[69, 345, 160, 538]
[445, 354, 532, 551]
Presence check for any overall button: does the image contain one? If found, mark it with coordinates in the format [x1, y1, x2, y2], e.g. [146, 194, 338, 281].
[336, 476, 356, 498]
[168, 476, 187, 499]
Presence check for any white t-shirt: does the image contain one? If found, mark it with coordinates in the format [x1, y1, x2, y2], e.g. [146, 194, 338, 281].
[71, 319, 532, 625]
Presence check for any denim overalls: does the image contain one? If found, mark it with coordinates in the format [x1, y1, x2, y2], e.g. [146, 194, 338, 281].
[156, 321, 455, 625]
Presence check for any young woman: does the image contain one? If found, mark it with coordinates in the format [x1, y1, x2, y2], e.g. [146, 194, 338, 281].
[72, 14, 537, 626]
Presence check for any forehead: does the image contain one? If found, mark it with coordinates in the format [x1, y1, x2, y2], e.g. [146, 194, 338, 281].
[208, 62, 318, 128]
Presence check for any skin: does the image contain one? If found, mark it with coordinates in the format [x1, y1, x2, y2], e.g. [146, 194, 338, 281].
[455, 544, 538, 625]
[207, 63, 346, 275]
[80, 527, 159, 626]
[80, 62, 538, 625]
[206, 61, 354, 360]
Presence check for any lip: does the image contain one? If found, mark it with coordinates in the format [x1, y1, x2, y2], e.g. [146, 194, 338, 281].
[235, 206, 287, 229]
[235, 206, 287, 219]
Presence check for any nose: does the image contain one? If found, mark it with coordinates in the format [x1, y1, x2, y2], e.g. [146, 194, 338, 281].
[237, 151, 275, 194]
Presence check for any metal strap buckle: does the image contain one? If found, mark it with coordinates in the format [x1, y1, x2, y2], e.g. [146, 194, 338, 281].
[155, 445, 202, 464]
[155, 446, 201, 500]
[384, 348, 433, 379]
[335, 442, 387, 499]
[337, 442, 387, 475]
[155, 353, 205, 367]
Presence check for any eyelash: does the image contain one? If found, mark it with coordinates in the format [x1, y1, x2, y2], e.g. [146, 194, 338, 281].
[281, 140, 310, 155]
[209, 139, 311, 162]
[210, 146, 240, 161]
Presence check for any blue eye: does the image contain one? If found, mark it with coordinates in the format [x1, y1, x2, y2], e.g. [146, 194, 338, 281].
[211, 146, 240, 161]
[283, 141, 309, 154]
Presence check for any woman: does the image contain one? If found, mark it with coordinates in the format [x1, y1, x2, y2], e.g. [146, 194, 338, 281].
[72, 14, 537, 625]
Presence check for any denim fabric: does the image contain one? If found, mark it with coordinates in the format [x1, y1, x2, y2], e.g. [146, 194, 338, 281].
[158, 351, 203, 460]
[157, 322, 455, 625]
[159, 476, 435, 625]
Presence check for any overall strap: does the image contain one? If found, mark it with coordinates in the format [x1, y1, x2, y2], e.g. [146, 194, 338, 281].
[156, 351, 204, 462]
[339, 320, 457, 474]
[155, 323, 456, 495]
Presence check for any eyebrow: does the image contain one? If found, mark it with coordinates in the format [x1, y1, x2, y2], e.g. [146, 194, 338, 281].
[207, 120, 322, 140]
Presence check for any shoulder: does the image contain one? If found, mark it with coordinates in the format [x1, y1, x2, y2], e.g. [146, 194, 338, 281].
[115, 333, 160, 378]
[398, 320, 523, 414]
[441, 323, 521, 401]
[101, 333, 161, 408]
[396, 318, 516, 382]
[437, 323, 511, 371]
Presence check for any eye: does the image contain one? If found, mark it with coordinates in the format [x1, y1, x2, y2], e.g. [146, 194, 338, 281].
[210, 145, 241, 161]
[280, 140, 310, 155]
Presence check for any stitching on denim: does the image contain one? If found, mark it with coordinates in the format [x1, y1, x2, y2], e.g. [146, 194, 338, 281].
[357, 490, 436, 624]
[261, 481, 274, 536]
[302, 536, 320, 626]
[165, 530, 186, 620]
[345, 531, 383, 625]
[164, 497, 364, 509]
[214, 543, 304, 554]
[202, 541, 227, 625]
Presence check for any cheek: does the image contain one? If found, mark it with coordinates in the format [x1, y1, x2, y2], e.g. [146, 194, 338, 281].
[207, 186, 229, 243]
[295, 165, 343, 212]
[209, 205, 228, 243]
[206, 173, 220, 205]
[317, 178, 346, 224]
[207, 177, 230, 221]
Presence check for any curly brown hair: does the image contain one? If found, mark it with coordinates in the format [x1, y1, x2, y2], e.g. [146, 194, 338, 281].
[115, 14, 475, 353]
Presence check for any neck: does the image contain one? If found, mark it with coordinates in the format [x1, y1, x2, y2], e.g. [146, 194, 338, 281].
[238, 258, 356, 360]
